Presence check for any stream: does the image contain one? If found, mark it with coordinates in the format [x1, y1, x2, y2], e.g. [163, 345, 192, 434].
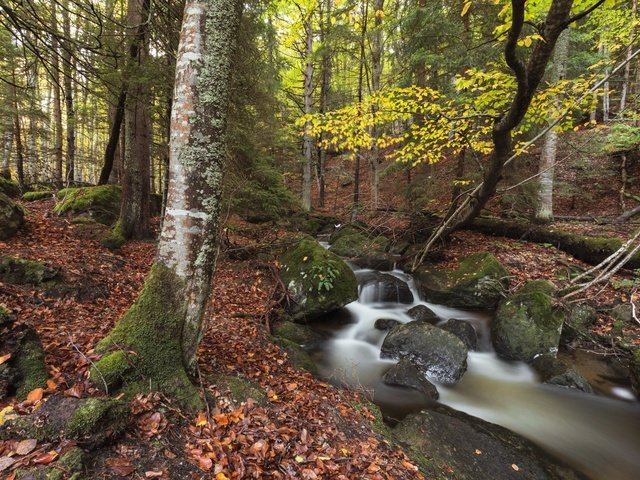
[309, 261, 640, 480]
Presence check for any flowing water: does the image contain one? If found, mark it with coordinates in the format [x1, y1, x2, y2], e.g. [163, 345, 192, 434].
[310, 263, 640, 480]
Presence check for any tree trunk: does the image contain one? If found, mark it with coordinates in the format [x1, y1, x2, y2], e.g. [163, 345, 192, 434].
[369, 0, 384, 210]
[317, 0, 332, 208]
[352, 0, 368, 222]
[62, 0, 76, 183]
[99, 90, 127, 185]
[620, 0, 638, 113]
[1, 118, 13, 180]
[535, 29, 569, 222]
[301, 15, 314, 212]
[10, 71, 25, 188]
[26, 56, 39, 184]
[116, 0, 152, 239]
[51, 5, 64, 188]
[93, 0, 243, 406]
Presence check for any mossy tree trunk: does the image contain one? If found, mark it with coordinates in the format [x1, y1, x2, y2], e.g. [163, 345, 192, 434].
[94, 0, 243, 409]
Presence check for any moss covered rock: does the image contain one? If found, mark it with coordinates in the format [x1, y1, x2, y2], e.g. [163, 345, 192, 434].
[406, 305, 439, 324]
[0, 256, 60, 286]
[22, 190, 55, 201]
[439, 319, 478, 350]
[393, 405, 583, 480]
[280, 238, 358, 322]
[415, 252, 509, 309]
[492, 281, 565, 362]
[211, 374, 267, 405]
[0, 192, 24, 240]
[14, 447, 84, 480]
[14, 328, 49, 399]
[272, 337, 318, 375]
[380, 321, 468, 384]
[271, 320, 323, 346]
[561, 303, 597, 343]
[329, 225, 389, 258]
[630, 348, 640, 397]
[531, 354, 593, 393]
[0, 177, 20, 197]
[0, 395, 128, 447]
[54, 185, 121, 225]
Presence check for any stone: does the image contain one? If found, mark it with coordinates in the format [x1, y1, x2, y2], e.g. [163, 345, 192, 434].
[357, 271, 413, 304]
[407, 305, 439, 324]
[0, 256, 60, 286]
[329, 225, 389, 258]
[492, 280, 564, 362]
[630, 348, 640, 397]
[439, 319, 478, 350]
[380, 321, 467, 384]
[271, 320, 323, 346]
[415, 252, 509, 309]
[382, 359, 439, 400]
[610, 304, 633, 323]
[531, 354, 593, 393]
[374, 318, 401, 330]
[0, 177, 20, 197]
[54, 185, 121, 225]
[562, 303, 597, 342]
[280, 238, 358, 322]
[393, 405, 583, 480]
[0, 192, 24, 240]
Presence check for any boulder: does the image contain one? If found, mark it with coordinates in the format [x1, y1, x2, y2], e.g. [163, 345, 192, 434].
[280, 238, 358, 322]
[531, 354, 593, 393]
[0, 192, 24, 240]
[415, 252, 509, 309]
[382, 359, 439, 400]
[329, 225, 389, 258]
[54, 185, 121, 225]
[380, 321, 467, 384]
[271, 320, 323, 346]
[439, 319, 478, 350]
[610, 304, 633, 323]
[374, 318, 401, 330]
[0, 177, 20, 197]
[357, 271, 413, 304]
[561, 303, 597, 342]
[0, 256, 60, 286]
[393, 405, 583, 480]
[407, 305, 439, 324]
[492, 281, 564, 362]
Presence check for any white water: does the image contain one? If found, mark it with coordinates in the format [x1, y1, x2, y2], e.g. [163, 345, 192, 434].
[313, 266, 640, 480]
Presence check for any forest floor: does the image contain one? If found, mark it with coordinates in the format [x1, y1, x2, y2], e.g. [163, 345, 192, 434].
[2, 162, 640, 479]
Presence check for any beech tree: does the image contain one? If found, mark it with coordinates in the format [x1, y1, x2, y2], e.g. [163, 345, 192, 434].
[91, 0, 243, 407]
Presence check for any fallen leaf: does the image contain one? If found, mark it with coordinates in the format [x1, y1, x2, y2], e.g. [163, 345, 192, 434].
[0, 353, 11, 365]
[195, 411, 207, 427]
[474, 449, 482, 455]
[32, 451, 58, 465]
[286, 382, 298, 391]
[198, 456, 213, 471]
[26, 388, 44, 403]
[0, 406, 16, 425]
[64, 385, 83, 398]
[512, 464, 520, 471]
[15, 439, 37, 456]
[0, 456, 16, 473]
[144, 471, 164, 478]
[215, 473, 230, 480]
[106, 457, 136, 477]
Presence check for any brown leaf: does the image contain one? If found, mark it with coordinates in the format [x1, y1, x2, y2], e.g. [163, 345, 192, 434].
[198, 456, 213, 471]
[64, 385, 83, 398]
[32, 451, 58, 465]
[15, 439, 37, 456]
[106, 458, 136, 477]
[0, 456, 16, 473]
[144, 470, 165, 478]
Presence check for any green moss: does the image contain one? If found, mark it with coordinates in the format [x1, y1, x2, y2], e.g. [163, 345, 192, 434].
[329, 226, 389, 258]
[54, 185, 121, 225]
[66, 397, 127, 438]
[280, 239, 358, 321]
[347, 398, 389, 437]
[211, 374, 267, 405]
[272, 337, 318, 375]
[0, 256, 59, 286]
[100, 220, 126, 250]
[94, 263, 203, 410]
[16, 329, 48, 399]
[450, 252, 509, 284]
[90, 350, 132, 392]
[22, 190, 54, 201]
[493, 280, 565, 361]
[272, 320, 321, 345]
[0, 176, 20, 197]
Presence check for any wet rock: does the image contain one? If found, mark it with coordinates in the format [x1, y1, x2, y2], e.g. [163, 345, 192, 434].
[492, 281, 564, 362]
[415, 252, 509, 309]
[280, 238, 358, 322]
[271, 320, 323, 346]
[0, 192, 24, 240]
[407, 305, 439, 324]
[439, 319, 478, 350]
[630, 348, 640, 397]
[350, 256, 397, 271]
[329, 225, 389, 258]
[531, 354, 593, 393]
[357, 271, 413, 304]
[374, 318, 401, 330]
[562, 303, 597, 343]
[382, 359, 439, 400]
[393, 404, 584, 480]
[380, 321, 467, 384]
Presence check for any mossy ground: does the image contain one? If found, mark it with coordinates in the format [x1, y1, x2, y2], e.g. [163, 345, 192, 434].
[22, 190, 55, 201]
[15, 329, 48, 399]
[54, 185, 121, 225]
[0, 177, 20, 197]
[329, 226, 389, 257]
[100, 220, 126, 250]
[0, 256, 59, 286]
[92, 263, 203, 410]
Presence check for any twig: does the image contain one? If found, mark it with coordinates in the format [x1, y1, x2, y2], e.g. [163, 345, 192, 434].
[66, 332, 108, 395]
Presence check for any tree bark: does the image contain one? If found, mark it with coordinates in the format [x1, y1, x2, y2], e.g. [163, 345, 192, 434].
[98, 89, 127, 185]
[317, 0, 332, 208]
[369, 0, 384, 210]
[620, 0, 638, 113]
[535, 29, 569, 222]
[51, 4, 64, 188]
[301, 12, 314, 212]
[62, 0, 76, 183]
[1, 118, 13, 180]
[94, 0, 243, 404]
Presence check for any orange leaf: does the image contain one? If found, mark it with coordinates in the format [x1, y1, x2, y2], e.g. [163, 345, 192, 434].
[198, 456, 213, 471]
[32, 451, 58, 465]
[213, 414, 228, 426]
[195, 412, 207, 427]
[0, 353, 11, 365]
[26, 388, 44, 403]
[286, 383, 298, 391]
[64, 385, 83, 398]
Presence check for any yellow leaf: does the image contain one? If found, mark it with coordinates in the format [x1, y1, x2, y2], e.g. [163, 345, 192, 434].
[295, 455, 305, 463]
[341, 448, 348, 456]
[215, 473, 230, 480]
[195, 412, 207, 427]
[302, 256, 308, 262]
[461, 1, 471, 16]
[0, 406, 15, 425]
[27, 388, 44, 403]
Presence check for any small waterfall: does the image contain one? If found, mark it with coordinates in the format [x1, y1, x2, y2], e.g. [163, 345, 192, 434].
[311, 263, 640, 480]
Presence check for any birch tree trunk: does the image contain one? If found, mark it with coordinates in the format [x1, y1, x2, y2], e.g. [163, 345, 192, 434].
[93, 0, 243, 407]
[301, 15, 314, 212]
[535, 29, 569, 222]
[620, 0, 637, 113]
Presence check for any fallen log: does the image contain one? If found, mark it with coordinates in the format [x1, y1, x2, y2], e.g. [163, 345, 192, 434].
[467, 217, 640, 269]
